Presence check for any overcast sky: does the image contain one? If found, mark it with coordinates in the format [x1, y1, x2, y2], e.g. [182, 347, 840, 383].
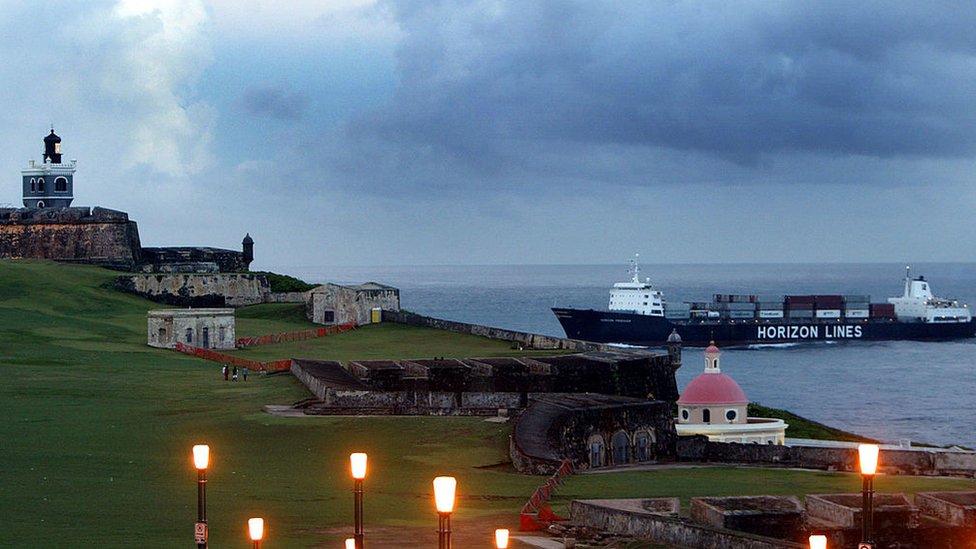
[1, 0, 974, 270]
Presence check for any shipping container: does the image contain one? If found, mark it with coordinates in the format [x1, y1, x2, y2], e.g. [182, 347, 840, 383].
[845, 309, 869, 319]
[788, 309, 814, 318]
[814, 296, 844, 308]
[756, 294, 784, 304]
[759, 310, 785, 319]
[816, 309, 841, 318]
[758, 301, 785, 310]
[729, 310, 755, 319]
[786, 295, 816, 304]
[870, 303, 896, 318]
[665, 311, 691, 320]
[728, 302, 756, 311]
[786, 302, 814, 310]
[843, 295, 871, 303]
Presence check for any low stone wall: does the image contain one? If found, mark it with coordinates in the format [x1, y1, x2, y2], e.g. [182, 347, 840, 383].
[312, 388, 527, 416]
[383, 310, 611, 351]
[290, 360, 342, 399]
[117, 273, 271, 307]
[264, 292, 306, 303]
[677, 437, 976, 477]
[570, 499, 806, 549]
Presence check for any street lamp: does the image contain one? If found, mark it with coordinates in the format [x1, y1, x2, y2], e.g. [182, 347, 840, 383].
[808, 534, 827, 549]
[433, 476, 457, 549]
[858, 443, 880, 549]
[350, 452, 367, 549]
[248, 517, 264, 549]
[495, 528, 509, 548]
[192, 444, 210, 549]
[345, 539, 355, 549]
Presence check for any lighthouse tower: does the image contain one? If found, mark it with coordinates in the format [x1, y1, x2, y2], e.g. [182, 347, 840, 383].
[22, 128, 76, 209]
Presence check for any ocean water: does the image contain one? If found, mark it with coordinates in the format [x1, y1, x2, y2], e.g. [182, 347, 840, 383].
[283, 262, 976, 448]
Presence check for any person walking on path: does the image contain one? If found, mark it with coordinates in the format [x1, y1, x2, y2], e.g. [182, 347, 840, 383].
[242, 367, 249, 381]
[232, 366, 238, 382]
[222, 364, 229, 381]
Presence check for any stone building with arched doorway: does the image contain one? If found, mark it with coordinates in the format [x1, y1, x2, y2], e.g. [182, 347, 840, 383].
[147, 308, 236, 350]
[511, 393, 677, 473]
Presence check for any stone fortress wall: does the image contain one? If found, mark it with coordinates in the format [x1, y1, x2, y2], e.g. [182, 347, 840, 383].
[117, 273, 272, 307]
[0, 206, 142, 269]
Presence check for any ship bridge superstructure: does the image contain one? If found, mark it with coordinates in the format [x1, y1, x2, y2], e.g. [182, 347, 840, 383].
[888, 266, 970, 323]
[608, 254, 665, 317]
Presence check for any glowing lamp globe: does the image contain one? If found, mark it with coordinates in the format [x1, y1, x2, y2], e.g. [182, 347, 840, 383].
[192, 445, 210, 470]
[858, 444, 879, 475]
[433, 476, 457, 513]
[495, 528, 510, 548]
[248, 518, 264, 541]
[350, 452, 368, 480]
[345, 538, 355, 549]
[808, 534, 827, 549]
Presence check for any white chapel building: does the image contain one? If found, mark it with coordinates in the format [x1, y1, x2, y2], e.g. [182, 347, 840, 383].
[675, 342, 787, 444]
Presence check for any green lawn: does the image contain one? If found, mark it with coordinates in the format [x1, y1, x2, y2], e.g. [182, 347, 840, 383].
[235, 322, 560, 363]
[0, 261, 540, 547]
[1, 260, 973, 547]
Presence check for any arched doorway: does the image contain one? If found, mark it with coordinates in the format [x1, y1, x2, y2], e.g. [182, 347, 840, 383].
[611, 430, 630, 465]
[588, 434, 605, 468]
[634, 430, 656, 462]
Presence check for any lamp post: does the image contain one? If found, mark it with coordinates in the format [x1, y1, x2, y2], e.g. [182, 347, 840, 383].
[433, 476, 457, 549]
[192, 445, 210, 549]
[350, 452, 367, 549]
[858, 443, 880, 549]
[248, 517, 264, 549]
[495, 528, 509, 548]
[345, 539, 356, 549]
[808, 534, 827, 549]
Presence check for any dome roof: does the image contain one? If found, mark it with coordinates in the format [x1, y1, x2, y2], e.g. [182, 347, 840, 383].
[44, 129, 61, 143]
[677, 372, 748, 405]
[667, 329, 682, 343]
[705, 343, 720, 354]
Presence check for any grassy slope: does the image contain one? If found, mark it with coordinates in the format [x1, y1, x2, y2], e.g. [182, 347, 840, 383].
[1, 261, 972, 547]
[0, 261, 538, 547]
[748, 403, 878, 443]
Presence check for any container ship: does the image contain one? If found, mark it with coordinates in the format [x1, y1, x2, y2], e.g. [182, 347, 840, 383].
[552, 257, 975, 347]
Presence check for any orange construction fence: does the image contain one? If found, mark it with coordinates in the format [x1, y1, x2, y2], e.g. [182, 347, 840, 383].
[235, 324, 355, 348]
[520, 459, 573, 531]
[174, 342, 293, 373]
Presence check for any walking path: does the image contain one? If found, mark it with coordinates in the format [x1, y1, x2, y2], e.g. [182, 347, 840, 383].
[512, 535, 570, 548]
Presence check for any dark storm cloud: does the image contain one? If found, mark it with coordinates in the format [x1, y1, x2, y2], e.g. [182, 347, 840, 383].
[345, 0, 976, 172]
[239, 83, 309, 121]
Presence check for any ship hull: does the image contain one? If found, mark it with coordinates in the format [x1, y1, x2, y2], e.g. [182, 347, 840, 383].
[552, 307, 976, 347]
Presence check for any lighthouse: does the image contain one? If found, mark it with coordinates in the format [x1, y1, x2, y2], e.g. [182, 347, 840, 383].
[22, 128, 76, 209]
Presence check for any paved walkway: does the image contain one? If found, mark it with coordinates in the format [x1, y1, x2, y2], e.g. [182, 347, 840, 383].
[512, 535, 570, 548]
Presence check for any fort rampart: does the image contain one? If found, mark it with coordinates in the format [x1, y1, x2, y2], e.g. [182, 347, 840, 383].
[117, 273, 271, 306]
[383, 309, 612, 351]
[0, 207, 141, 268]
[570, 498, 805, 549]
[678, 436, 976, 478]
